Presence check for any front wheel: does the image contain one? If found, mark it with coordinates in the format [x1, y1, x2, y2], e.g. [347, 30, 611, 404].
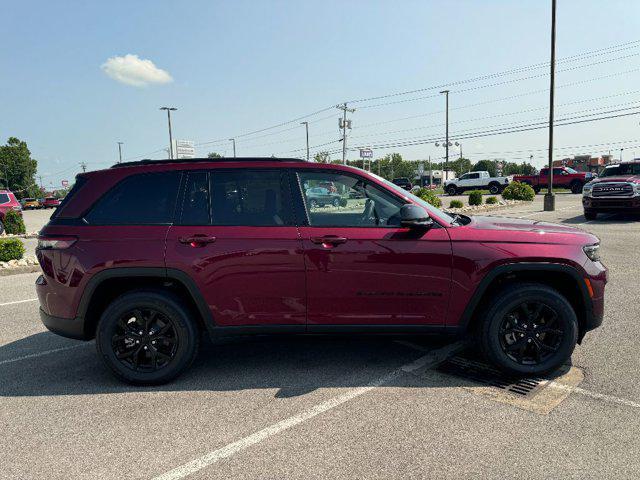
[96, 290, 199, 385]
[447, 185, 458, 196]
[488, 183, 500, 195]
[571, 182, 584, 194]
[479, 283, 578, 376]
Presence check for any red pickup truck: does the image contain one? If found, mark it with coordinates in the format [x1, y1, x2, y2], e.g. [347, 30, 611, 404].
[514, 167, 595, 194]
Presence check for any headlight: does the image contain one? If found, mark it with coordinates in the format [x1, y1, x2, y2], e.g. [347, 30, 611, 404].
[583, 244, 600, 262]
[634, 183, 640, 195]
[582, 184, 593, 196]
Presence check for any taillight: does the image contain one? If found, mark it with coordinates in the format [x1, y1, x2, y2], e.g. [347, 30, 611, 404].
[37, 236, 77, 250]
[12, 205, 21, 211]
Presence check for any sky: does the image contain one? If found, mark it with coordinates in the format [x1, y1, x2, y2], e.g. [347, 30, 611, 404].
[2, 0, 640, 188]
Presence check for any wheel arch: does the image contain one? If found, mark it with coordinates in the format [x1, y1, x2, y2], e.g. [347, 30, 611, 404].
[459, 263, 592, 342]
[78, 267, 214, 340]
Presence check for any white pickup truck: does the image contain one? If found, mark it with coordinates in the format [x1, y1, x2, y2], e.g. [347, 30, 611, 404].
[443, 171, 512, 195]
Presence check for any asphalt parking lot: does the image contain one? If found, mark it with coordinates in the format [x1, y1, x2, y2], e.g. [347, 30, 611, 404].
[2, 194, 639, 479]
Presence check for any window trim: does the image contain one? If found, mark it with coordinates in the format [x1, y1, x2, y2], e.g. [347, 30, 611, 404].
[294, 168, 409, 229]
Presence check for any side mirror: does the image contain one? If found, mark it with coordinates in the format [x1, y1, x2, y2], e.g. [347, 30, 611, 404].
[400, 204, 434, 230]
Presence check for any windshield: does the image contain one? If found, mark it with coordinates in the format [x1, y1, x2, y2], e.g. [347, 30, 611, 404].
[600, 163, 640, 177]
[565, 167, 578, 174]
[365, 170, 455, 224]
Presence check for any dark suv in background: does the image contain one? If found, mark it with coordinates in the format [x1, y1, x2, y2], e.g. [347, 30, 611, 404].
[36, 158, 606, 385]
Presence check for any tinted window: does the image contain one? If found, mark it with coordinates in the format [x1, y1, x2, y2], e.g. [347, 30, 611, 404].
[0, 193, 9, 204]
[297, 170, 405, 227]
[211, 170, 293, 226]
[86, 172, 180, 225]
[180, 171, 210, 225]
[600, 163, 640, 177]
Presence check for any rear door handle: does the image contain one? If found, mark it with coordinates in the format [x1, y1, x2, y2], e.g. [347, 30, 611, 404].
[179, 235, 217, 247]
[310, 235, 348, 247]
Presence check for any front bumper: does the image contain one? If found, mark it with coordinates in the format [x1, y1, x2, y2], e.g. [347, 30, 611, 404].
[583, 196, 640, 212]
[39, 308, 86, 340]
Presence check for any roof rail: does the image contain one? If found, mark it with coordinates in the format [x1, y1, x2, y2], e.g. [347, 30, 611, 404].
[111, 157, 306, 168]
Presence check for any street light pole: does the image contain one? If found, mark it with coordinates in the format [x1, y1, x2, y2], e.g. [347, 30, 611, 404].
[160, 107, 177, 159]
[544, 0, 557, 211]
[440, 90, 450, 175]
[301, 121, 310, 161]
[229, 138, 236, 158]
[620, 148, 624, 162]
[117, 142, 124, 163]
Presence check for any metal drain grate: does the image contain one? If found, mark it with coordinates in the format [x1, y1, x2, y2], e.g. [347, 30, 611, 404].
[436, 354, 545, 397]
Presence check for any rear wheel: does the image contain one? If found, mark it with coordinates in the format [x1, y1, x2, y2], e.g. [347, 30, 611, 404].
[479, 283, 578, 376]
[571, 181, 584, 194]
[533, 185, 541, 194]
[309, 199, 318, 208]
[584, 210, 598, 220]
[447, 185, 458, 196]
[96, 290, 199, 385]
[488, 183, 501, 195]
[332, 197, 340, 207]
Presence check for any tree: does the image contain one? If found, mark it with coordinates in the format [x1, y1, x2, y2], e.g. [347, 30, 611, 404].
[471, 159, 497, 177]
[313, 151, 331, 163]
[207, 152, 222, 158]
[449, 157, 472, 177]
[0, 137, 38, 199]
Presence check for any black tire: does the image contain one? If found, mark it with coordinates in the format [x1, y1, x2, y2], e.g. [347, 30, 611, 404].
[488, 183, 500, 195]
[447, 185, 458, 196]
[479, 283, 578, 376]
[571, 181, 583, 194]
[584, 210, 598, 220]
[96, 290, 199, 385]
[332, 198, 340, 207]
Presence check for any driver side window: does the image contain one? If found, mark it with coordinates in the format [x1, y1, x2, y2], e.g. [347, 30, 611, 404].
[297, 170, 405, 227]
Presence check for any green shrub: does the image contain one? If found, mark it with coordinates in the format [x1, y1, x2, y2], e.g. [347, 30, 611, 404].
[486, 196, 498, 205]
[415, 188, 442, 208]
[0, 238, 25, 261]
[449, 199, 464, 208]
[468, 190, 483, 206]
[502, 181, 535, 201]
[3, 210, 26, 235]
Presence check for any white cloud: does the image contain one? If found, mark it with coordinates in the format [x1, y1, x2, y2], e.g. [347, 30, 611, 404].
[101, 54, 173, 87]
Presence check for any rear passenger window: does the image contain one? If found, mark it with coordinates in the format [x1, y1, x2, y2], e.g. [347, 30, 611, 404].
[0, 193, 9, 204]
[211, 170, 293, 226]
[180, 172, 210, 225]
[85, 172, 180, 225]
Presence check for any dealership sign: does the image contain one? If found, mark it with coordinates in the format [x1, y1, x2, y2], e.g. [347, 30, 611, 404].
[359, 149, 373, 159]
[172, 140, 196, 159]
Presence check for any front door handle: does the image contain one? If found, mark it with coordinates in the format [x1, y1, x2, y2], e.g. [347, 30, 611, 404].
[310, 235, 348, 247]
[179, 235, 217, 247]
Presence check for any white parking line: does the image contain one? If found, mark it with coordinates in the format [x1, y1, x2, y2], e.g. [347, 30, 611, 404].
[548, 381, 640, 409]
[153, 341, 467, 480]
[0, 343, 88, 366]
[0, 298, 38, 307]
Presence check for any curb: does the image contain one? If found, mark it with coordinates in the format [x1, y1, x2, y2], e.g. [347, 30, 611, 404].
[0, 265, 41, 276]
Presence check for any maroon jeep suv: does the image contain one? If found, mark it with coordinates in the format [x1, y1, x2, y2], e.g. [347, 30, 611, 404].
[582, 160, 640, 219]
[36, 158, 607, 385]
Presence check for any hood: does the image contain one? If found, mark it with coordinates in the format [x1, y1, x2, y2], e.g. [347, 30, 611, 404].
[461, 215, 598, 245]
[589, 175, 640, 184]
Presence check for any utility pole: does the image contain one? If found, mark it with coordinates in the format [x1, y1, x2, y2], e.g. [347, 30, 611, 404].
[440, 90, 450, 175]
[620, 148, 624, 161]
[428, 155, 432, 187]
[337, 103, 355, 164]
[79, 162, 87, 173]
[117, 142, 124, 163]
[300, 122, 310, 161]
[160, 107, 177, 159]
[229, 138, 236, 158]
[544, 0, 557, 211]
[38, 175, 43, 190]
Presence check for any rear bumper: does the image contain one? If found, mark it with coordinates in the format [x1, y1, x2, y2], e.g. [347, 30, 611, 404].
[39, 308, 86, 340]
[583, 196, 640, 212]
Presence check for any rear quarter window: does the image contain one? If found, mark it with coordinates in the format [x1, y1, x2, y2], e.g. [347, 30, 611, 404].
[0, 193, 9, 204]
[85, 171, 181, 225]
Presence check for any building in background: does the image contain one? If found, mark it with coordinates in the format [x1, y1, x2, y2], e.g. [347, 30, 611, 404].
[552, 154, 614, 173]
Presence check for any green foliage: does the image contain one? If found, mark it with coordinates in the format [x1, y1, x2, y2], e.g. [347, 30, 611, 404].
[370, 153, 415, 180]
[313, 151, 331, 163]
[415, 188, 442, 208]
[207, 152, 222, 158]
[449, 199, 464, 208]
[0, 238, 25, 261]
[0, 137, 38, 199]
[486, 196, 498, 205]
[3, 210, 26, 234]
[448, 157, 472, 177]
[339, 197, 348, 207]
[471, 160, 497, 177]
[502, 181, 535, 201]
[468, 190, 483, 206]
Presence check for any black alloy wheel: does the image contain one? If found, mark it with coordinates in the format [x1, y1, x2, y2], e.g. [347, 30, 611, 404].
[498, 301, 563, 365]
[112, 308, 178, 372]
